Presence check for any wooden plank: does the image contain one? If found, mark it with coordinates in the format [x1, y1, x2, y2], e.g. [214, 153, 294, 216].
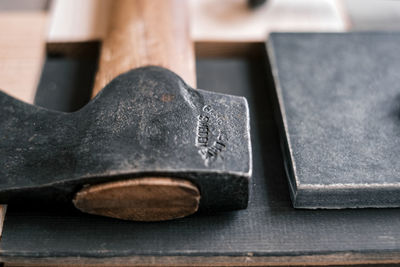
[47, 0, 348, 44]
[191, 0, 347, 42]
[46, 0, 349, 58]
[47, 0, 112, 43]
[0, 11, 47, 237]
[0, 12, 47, 103]
[4, 252, 400, 266]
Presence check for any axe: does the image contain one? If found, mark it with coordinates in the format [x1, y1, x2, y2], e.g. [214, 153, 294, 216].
[0, 0, 252, 221]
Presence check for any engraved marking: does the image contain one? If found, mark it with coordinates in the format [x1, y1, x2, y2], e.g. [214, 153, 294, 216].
[203, 105, 223, 125]
[196, 115, 209, 147]
[195, 105, 228, 165]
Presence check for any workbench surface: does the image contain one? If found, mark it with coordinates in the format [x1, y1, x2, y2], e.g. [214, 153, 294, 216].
[1, 57, 400, 266]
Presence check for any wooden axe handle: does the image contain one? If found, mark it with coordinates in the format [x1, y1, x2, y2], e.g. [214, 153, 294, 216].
[74, 0, 200, 222]
[92, 0, 196, 95]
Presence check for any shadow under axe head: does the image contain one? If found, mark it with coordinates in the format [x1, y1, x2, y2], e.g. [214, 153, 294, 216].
[0, 66, 252, 220]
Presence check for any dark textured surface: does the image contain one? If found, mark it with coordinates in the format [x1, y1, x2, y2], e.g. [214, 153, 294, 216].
[268, 32, 400, 208]
[0, 66, 251, 211]
[35, 59, 96, 112]
[1, 58, 400, 262]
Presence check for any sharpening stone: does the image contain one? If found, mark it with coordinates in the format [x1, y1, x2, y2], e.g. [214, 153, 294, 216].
[268, 32, 400, 209]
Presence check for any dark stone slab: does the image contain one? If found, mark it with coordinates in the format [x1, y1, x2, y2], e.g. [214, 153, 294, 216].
[268, 32, 400, 208]
[1, 57, 400, 264]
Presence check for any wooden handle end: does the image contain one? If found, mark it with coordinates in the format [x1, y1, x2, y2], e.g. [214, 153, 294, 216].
[73, 178, 200, 221]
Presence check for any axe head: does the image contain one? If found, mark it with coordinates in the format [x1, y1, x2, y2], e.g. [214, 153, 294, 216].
[0, 66, 252, 214]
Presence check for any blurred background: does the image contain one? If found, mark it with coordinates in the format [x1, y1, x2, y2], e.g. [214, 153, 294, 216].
[1, 0, 399, 110]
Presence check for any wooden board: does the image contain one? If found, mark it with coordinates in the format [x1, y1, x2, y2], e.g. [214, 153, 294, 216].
[2, 56, 400, 265]
[191, 0, 347, 42]
[47, 0, 112, 43]
[0, 12, 47, 103]
[47, 0, 348, 44]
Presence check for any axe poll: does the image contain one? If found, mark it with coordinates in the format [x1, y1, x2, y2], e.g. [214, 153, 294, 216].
[0, 0, 252, 221]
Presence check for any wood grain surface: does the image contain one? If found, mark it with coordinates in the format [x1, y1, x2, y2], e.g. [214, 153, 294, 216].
[47, 0, 112, 43]
[73, 178, 200, 221]
[46, 0, 348, 59]
[47, 0, 348, 44]
[191, 0, 347, 42]
[0, 12, 47, 103]
[92, 0, 195, 95]
[4, 252, 400, 266]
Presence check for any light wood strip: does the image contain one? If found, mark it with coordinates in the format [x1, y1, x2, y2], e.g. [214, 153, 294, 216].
[4, 252, 400, 266]
[0, 12, 47, 103]
[47, 0, 348, 45]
